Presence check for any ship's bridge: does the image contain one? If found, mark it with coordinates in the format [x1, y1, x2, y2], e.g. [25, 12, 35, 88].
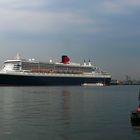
[1, 60, 22, 72]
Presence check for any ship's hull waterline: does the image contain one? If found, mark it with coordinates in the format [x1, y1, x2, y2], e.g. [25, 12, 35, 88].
[0, 73, 111, 86]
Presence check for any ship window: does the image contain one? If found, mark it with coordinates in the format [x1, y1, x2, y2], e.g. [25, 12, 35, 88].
[2, 62, 21, 71]
[13, 63, 21, 70]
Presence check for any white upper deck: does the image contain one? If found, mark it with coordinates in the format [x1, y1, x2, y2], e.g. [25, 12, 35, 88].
[0, 54, 111, 78]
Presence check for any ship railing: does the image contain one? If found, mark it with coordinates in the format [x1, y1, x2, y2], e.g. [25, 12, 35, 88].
[18, 71, 111, 78]
[30, 68, 84, 74]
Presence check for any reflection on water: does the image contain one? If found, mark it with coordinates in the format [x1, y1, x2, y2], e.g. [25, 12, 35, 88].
[0, 86, 139, 140]
[62, 90, 71, 124]
[131, 125, 140, 139]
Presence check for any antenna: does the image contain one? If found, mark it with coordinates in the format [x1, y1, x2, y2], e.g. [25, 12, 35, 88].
[15, 53, 21, 60]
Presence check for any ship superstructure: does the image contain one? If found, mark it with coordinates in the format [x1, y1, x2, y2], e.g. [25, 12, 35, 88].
[0, 55, 111, 86]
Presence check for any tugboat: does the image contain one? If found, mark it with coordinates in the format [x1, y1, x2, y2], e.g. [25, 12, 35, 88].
[131, 92, 140, 125]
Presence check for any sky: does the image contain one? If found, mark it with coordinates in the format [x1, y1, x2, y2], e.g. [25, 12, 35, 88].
[0, 0, 140, 80]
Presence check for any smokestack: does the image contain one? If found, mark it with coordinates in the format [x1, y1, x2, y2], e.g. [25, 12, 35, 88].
[62, 55, 70, 64]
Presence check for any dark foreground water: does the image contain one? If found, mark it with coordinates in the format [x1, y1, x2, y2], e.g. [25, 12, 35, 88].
[0, 85, 140, 140]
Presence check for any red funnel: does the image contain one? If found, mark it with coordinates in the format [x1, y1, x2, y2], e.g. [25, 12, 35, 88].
[62, 55, 70, 64]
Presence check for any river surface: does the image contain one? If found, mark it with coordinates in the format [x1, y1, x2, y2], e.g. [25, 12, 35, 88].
[0, 85, 140, 140]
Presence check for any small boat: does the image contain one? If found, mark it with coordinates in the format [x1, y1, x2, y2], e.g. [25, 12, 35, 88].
[131, 109, 140, 125]
[131, 92, 140, 125]
[82, 83, 104, 87]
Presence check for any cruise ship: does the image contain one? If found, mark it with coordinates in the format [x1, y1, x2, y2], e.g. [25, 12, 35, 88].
[0, 54, 111, 86]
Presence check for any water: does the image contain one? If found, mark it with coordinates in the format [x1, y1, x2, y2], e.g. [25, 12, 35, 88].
[0, 85, 140, 140]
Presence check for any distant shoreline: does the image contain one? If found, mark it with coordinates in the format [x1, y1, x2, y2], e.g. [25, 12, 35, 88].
[111, 80, 140, 85]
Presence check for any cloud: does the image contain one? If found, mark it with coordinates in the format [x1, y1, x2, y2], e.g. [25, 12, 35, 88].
[95, 0, 140, 16]
[125, 0, 140, 6]
[2, 2, 98, 37]
[0, 0, 140, 39]
[97, 1, 123, 14]
[0, 7, 96, 39]
[0, 0, 47, 9]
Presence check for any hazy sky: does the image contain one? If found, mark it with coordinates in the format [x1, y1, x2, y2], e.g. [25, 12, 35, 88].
[0, 0, 140, 80]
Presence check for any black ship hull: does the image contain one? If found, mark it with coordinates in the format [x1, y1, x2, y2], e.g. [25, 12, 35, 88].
[0, 73, 111, 86]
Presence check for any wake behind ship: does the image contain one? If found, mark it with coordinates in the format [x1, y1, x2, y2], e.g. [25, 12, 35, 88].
[0, 54, 111, 86]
